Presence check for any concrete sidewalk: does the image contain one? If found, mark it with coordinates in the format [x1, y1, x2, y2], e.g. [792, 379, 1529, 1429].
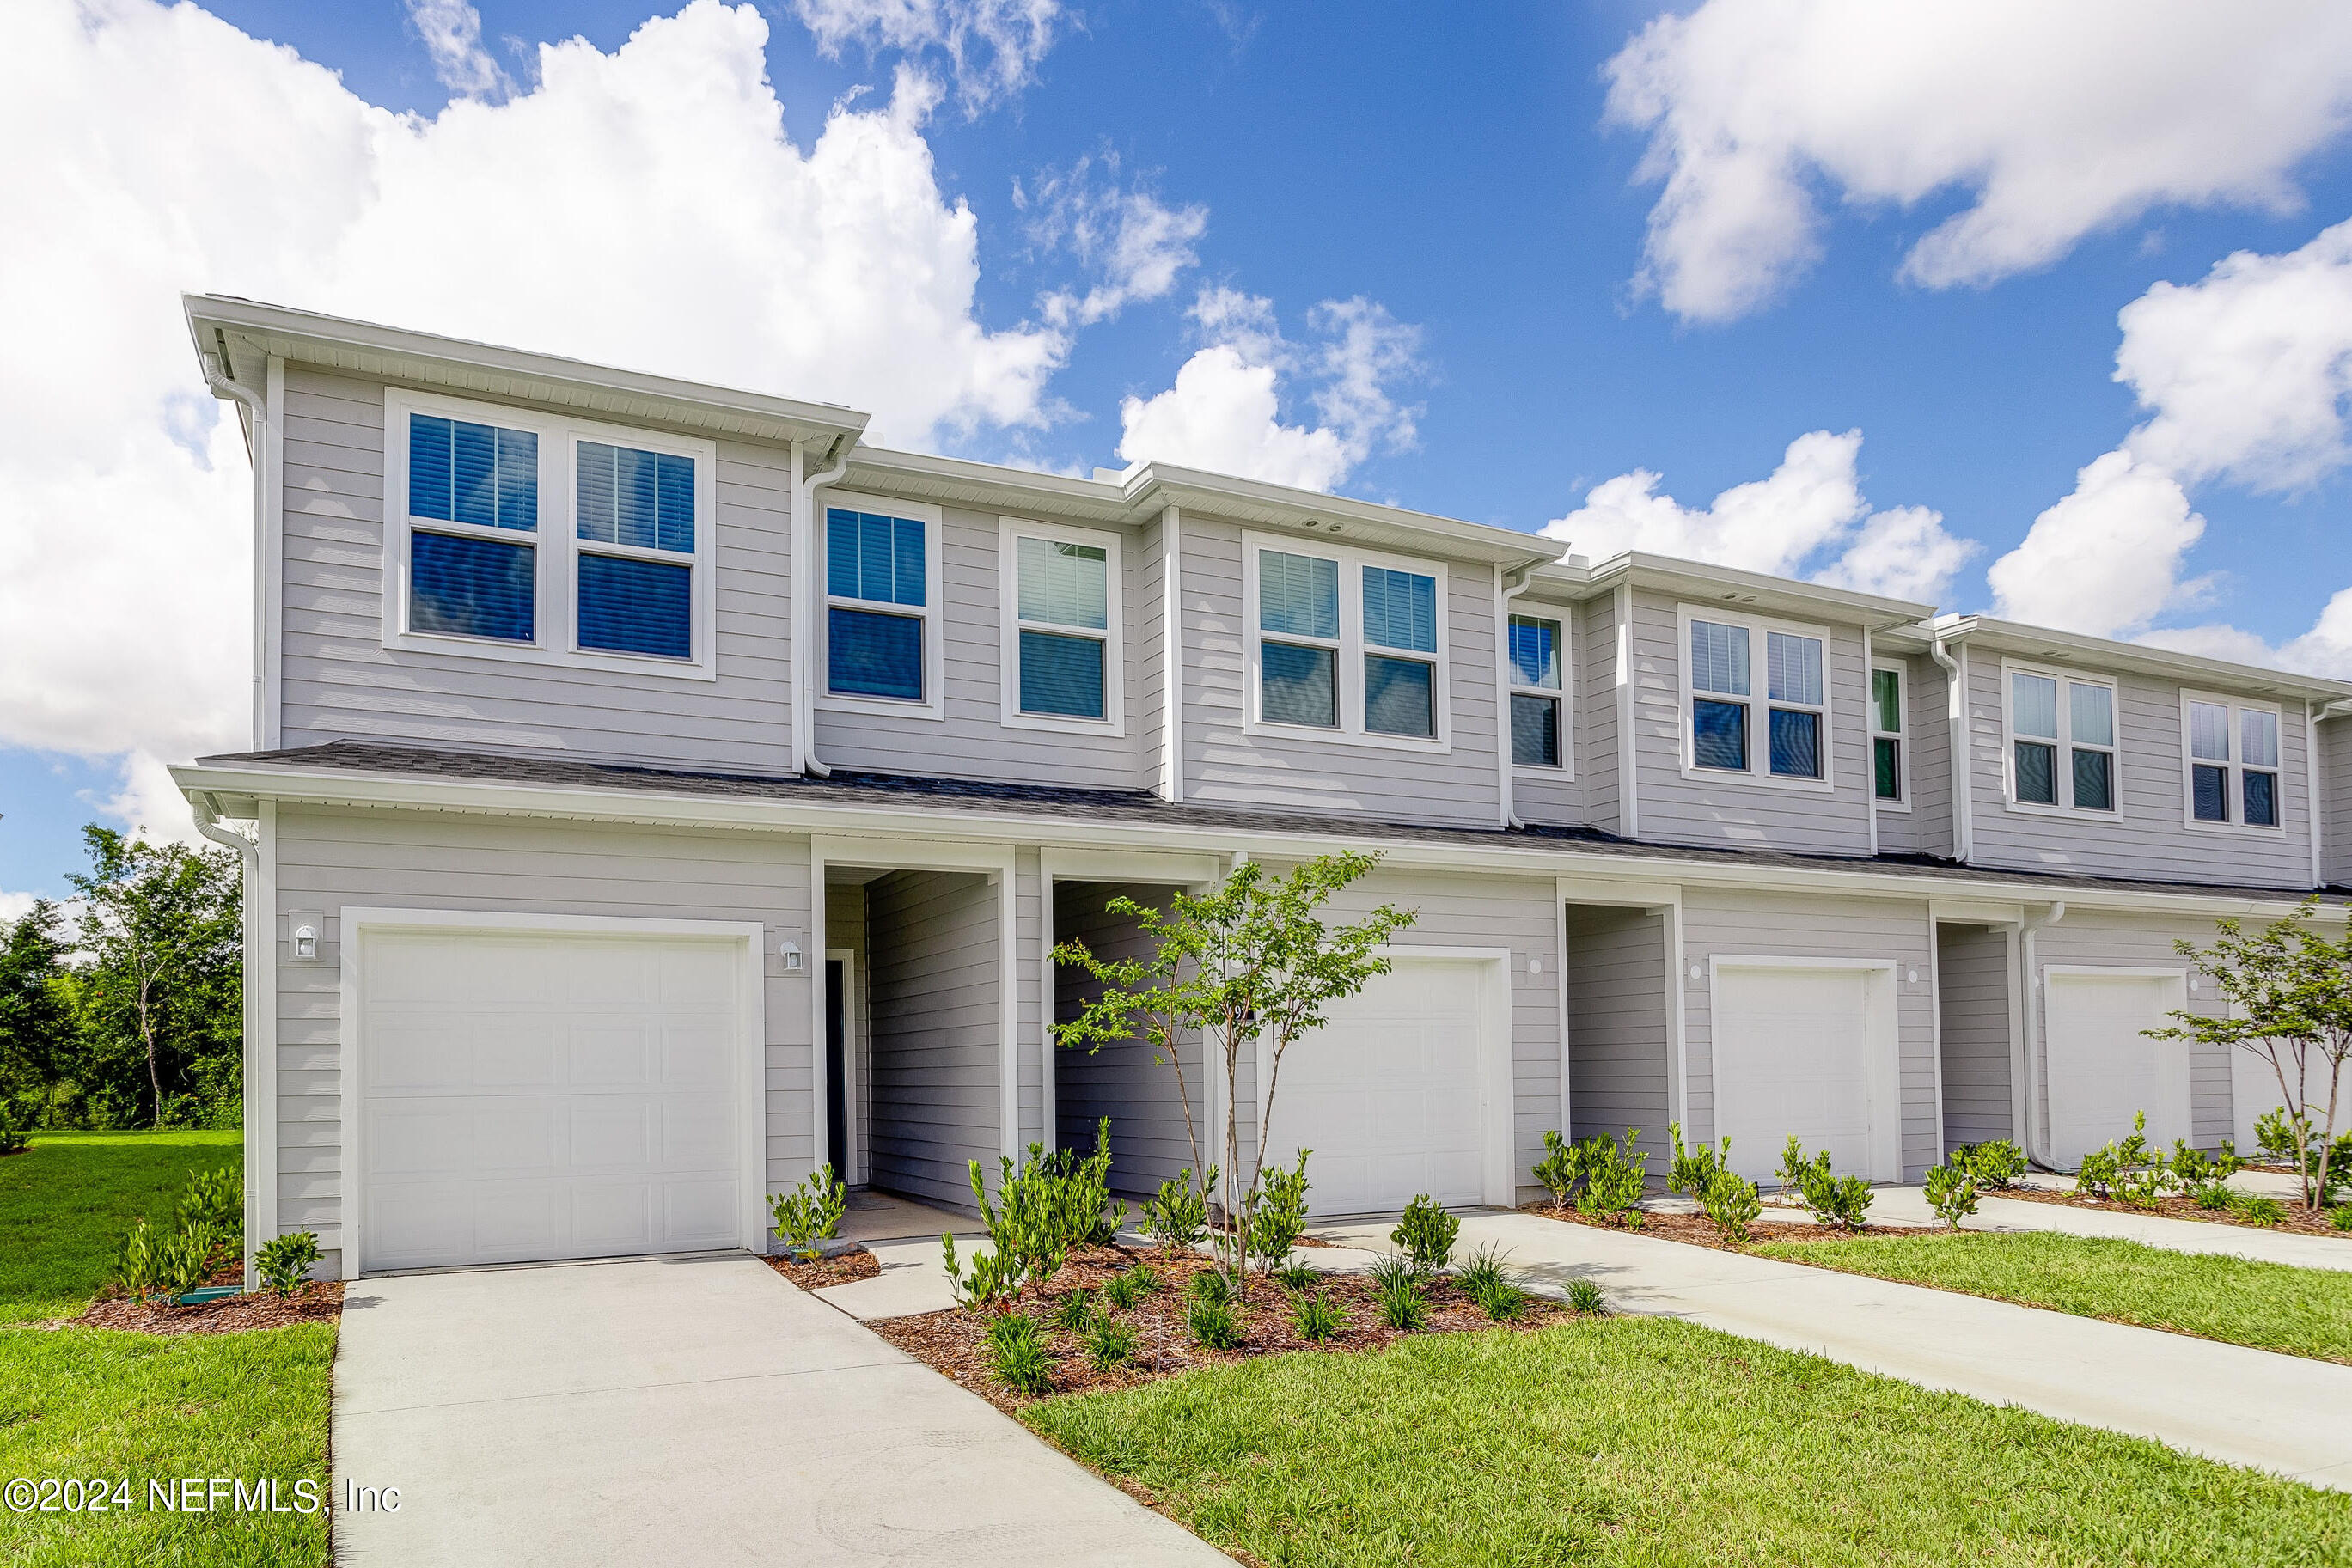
[333, 1254, 1232, 1566]
[1866, 1185, 2352, 1272]
[1312, 1211, 2352, 1492]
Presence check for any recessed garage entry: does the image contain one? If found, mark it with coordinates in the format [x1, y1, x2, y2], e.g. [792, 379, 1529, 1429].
[1712, 961, 1900, 1184]
[1256, 955, 1507, 1217]
[2044, 968, 2190, 1170]
[352, 922, 760, 1275]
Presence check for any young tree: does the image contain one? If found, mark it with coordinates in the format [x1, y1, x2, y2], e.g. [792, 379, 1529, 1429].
[0, 900, 72, 1124]
[1052, 851, 1415, 1298]
[2147, 897, 2349, 1211]
[65, 827, 242, 1129]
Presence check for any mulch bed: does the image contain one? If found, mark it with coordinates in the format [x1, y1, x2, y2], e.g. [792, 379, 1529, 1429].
[70, 1280, 344, 1336]
[1528, 1204, 1941, 1250]
[871, 1242, 1567, 1415]
[1990, 1183, 2350, 1239]
[765, 1248, 881, 1289]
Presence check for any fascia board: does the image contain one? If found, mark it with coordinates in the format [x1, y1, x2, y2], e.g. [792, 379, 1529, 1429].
[1939, 614, 2352, 703]
[170, 760, 2344, 922]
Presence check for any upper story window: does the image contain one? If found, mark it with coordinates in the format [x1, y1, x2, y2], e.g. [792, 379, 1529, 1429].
[2006, 665, 2116, 814]
[2184, 693, 2282, 830]
[385, 390, 716, 680]
[1680, 607, 1831, 789]
[1871, 665, 1905, 803]
[1508, 613, 1566, 770]
[824, 499, 938, 712]
[1245, 535, 1451, 750]
[1000, 519, 1123, 731]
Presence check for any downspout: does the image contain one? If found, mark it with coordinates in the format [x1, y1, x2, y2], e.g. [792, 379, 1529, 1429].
[192, 793, 266, 1283]
[2019, 900, 2067, 1169]
[1929, 630, 1970, 863]
[1493, 558, 1546, 829]
[792, 436, 855, 778]
[1863, 627, 1879, 858]
[201, 350, 269, 749]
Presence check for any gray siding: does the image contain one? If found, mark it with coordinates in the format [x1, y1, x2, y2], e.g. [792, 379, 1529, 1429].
[1630, 589, 1876, 857]
[1580, 590, 1623, 834]
[2323, 715, 2352, 887]
[865, 869, 1001, 1209]
[271, 806, 816, 1278]
[1139, 512, 1171, 796]
[1510, 591, 1586, 827]
[277, 369, 799, 770]
[1877, 653, 1953, 858]
[1053, 881, 1203, 1198]
[1680, 889, 1940, 1181]
[1935, 923, 2012, 1150]
[1964, 655, 2315, 889]
[814, 503, 1147, 790]
[2030, 911, 2231, 1152]
[1178, 514, 1505, 827]
[1563, 905, 1671, 1147]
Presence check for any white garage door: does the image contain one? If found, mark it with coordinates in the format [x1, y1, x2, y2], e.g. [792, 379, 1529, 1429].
[358, 928, 748, 1273]
[1258, 958, 1494, 1216]
[1713, 963, 1896, 1183]
[2045, 969, 2190, 1170]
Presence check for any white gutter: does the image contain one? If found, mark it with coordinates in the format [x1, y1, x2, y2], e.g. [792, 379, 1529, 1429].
[1493, 558, 1547, 828]
[1864, 627, 1879, 857]
[1929, 629, 1971, 863]
[2018, 900, 2067, 1169]
[791, 436, 856, 778]
[201, 351, 271, 748]
[192, 793, 269, 1284]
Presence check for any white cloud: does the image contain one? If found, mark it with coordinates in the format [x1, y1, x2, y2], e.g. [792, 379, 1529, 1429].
[0, 892, 39, 925]
[1604, 1, 2352, 321]
[2139, 589, 2352, 678]
[787, 0, 1063, 112]
[1115, 290, 1423, 491]
[1542, 430, 1975, 603]
[0, 0, 1083, 838]
[1986, 448, 2206, 639]
[1021, 154, 1207, 328]
[406, 0, 510, 97]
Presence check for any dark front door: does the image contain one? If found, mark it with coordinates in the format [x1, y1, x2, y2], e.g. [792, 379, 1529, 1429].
[825, 959, 846, 1177]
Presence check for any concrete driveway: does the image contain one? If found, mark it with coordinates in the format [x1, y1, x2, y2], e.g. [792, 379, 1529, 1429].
[333, 1254, 1230, 1567]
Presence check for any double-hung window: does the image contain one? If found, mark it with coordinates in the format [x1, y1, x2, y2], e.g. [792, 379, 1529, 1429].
[387, 390, 717, 678]
[1247, 536, 1449, 747]
[1001, 521, 1121, 728]
[1870, 665, 1905, 803]
[2184, 694, 2281, 829]
[825, 501, 935, 708]
[2007, 667, 2116, 812]
[1683, 609, 1830, 784]
[1508, 614, 1566, 770]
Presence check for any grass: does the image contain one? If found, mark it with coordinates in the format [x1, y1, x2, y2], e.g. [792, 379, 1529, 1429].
[1025, 1319, 2352, 1566]
[0, 1131, 242, 1324]
[1752, 1229, 2352, 1364]
[0, 1130, 333, 1566]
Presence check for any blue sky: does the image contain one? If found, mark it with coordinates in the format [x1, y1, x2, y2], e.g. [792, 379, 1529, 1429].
[5, 0, 2352, 903]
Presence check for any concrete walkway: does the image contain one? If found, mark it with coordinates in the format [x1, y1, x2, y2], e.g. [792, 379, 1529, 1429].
[333, 1254, 1231, 1566]
[1866, 1185, 2352, 1272]
[1310, 1211, 2352, 1493]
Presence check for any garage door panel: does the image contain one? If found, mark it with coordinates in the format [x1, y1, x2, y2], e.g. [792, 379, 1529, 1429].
[367, 1022, 468, 1089]
[572, 1024, 655, 1087]
[568, 1102, 655, 1166]
[472, 1026, 561, 1089]
[663, 1181, 740, 1244]
[1714, 965, 1886, 1182]
[661, 1025, 732, 1087]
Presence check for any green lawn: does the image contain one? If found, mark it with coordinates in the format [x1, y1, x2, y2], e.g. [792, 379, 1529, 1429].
[1026, 1320, 2351, 1566]
[0, 1131, 333, 1567]
[1752, 1229, 2352, 1364]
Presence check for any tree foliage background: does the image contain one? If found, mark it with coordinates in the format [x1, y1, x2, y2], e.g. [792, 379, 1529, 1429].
[0, 825, 241, 1130]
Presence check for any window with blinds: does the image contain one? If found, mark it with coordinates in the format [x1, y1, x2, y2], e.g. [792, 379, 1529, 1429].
[827, 507, 931, 703]
[577, 440, 695, 658]
[406, 412, 538, 643]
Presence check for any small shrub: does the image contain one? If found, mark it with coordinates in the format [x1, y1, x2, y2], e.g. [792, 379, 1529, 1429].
[1273, 1260, 1320, 1296]
[1051, 1287, 1095, 1333]
[1778, 1137, 1873, 1231]
[2170, 1140, 2244, 1188]
[1101, 1269, 1147, 1310]
[1248, 1150, 1312, 1270]
[255, 1231, 321, 1296]
[1471, 1278, 1528, 1321]
[1453, 1242, 1512, 1299]
[1700, 1167, 1762, 1242]
[177, 1166, 242, 1250]
[1391, 1194, 1461, 1274]
[1666, 1122, 1732, 1205]
[1574, 1130, 1648, 1227]
[1141, 1167, 1213, 1251]
[118, 1219, 162, 1303]
[1187, 1296, 1242, 1350]
[0, 1129, 27, 1156]
[156, 1222, 219, 1300]
[985, 1314, 1053, 1395]
[2077, 1113, 2169, 1205]
[969, 1148, 1072, 1284]
[1534, 1128, 1583, 1205]
[2331, 1204, 2352, 1233]
[940, 1235, 1023, 1314]
[1922, 1161, 1980, 1229]
[1128, 1262, 1162, 1292]
[1188, 1266, 1233, 1306]
[1373, 1276, 1428, 1331]
[1566, 1278, 1607, 1315]
[2193, 1181, 2233, 1210]
[1082, 1316, 1139, 1369]
[767, 1162, 847, 1249]
[1290, 1287, 1345, 1344]
[1954, 1139, 2027, 1189]
[2228, 1191, 2289, 1228]
[1054, 1117, 1129, 1246]
[1367, 1250, 1420, 1296]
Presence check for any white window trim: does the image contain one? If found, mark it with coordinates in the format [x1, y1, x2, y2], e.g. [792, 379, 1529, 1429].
[2000, 659, 2120, 820]
[1507, 608, 1573, 779]
[1870, 661, 1909, 811]
[816, 491, 946, 722]
[997, 517, 1126, 735]
[1242, 530, 1453, 754]
[381, 387, 720, 681]
[2179, 688, 2286, 835]
[1674, 603, 1836, 794]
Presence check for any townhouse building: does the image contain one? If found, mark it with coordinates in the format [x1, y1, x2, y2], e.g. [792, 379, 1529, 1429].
[170, 296, 2352, 1280]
